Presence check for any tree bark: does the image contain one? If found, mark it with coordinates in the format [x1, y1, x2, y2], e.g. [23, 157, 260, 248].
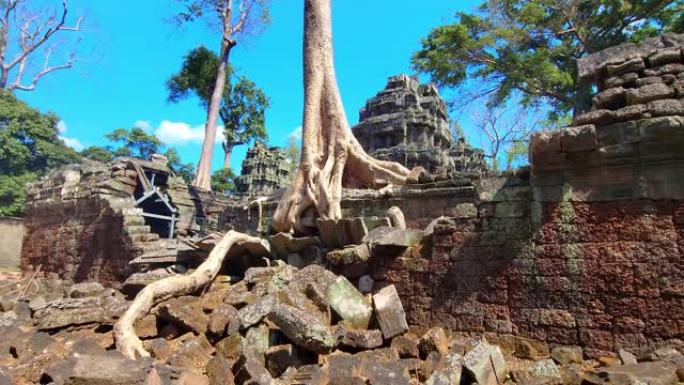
[192, 2, 236, 190]
[271, 0, 412, 234]
[222, 141, 233, 170]
[114, 230, 271, 359]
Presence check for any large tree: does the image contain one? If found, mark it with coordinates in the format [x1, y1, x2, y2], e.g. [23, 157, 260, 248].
[174, 0, 271, 190]
[412, 0, 684, 119]
[167, 46, 270, 170]
[271, 0, 414, 234]
[0, 0, 84, 92]
[0, 90, 80, 216]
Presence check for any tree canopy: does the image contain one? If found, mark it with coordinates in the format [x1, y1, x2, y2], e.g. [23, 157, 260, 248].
[412, 0, 684, 119]
[0, 90, 80, 216]
[167, 46, 270, 150]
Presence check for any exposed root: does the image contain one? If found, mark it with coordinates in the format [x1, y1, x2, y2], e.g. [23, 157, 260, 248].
[114, 230, 270, 359]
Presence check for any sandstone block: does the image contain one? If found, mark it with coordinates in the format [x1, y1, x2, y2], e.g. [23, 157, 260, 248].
[391, 334, 421, 358]
[68, 282, 106, 298]
[373, 284, 409, 339]
[606, 58, 645, 77]
[419, 327, 450, 358]
[625, 83, 675, 105]
[265, 344, 301, 378]
[326, 276, 372, 330]
[237, 293, 277, 330]
[157, 296, 209, 334]
[268, 304, 337, 353]
[573, 110, 614, 126]
[341, 329, 384, 350]
[605, 72, 639, 88]
[647, 99, 684, 116]
[463, 342, 507, 385]
[560, 124, 597, 152]
[206, 356, 235, 385]
[208, 303, 239, 337]
[648, 48, 682, 66]
[592, 87, 625, 109]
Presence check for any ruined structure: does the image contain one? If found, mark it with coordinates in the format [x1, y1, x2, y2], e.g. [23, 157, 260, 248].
[234, 142, 292, 197]
[21, 157, 230, 285]
[352, 74, 485, 175]
[18, 35, 684, 359]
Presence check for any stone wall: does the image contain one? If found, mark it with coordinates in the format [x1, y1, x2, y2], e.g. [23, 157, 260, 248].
[21, 158, 231, 286]
[234, 142, 292, 197]
[0, 217, 24, 269]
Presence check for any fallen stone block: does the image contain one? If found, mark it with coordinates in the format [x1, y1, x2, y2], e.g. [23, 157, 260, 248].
[133, 314, 158, 339]
[33, 297, 108, 330]
[341, 329, 384, 350]
[363, 226, 424, 248]
[419, 327, 450, 358]
[268, 304, 337, 353]
[583, 361, 678, 385]
[216, 334, 245, 362]
[167, 334, 213, 372]
[325, 243, 371, 266]
[157, 296, 209, 334]
[234, 354, 274, 385]
[208, 303, 239, 337]
[237, 293, 278, 330]
[268, 232, 320, 258]
[45, 352, 151, 385]
[550, 345, 583, 365]
[391, 334, 421, 358]
[326, 276, 372, 330]
[425, 353, 464, 385]
[463, 341, 507, 385]
[619, 349, 638, 365]
[205, 356, 235, 385]
[373, 284, 409, 339]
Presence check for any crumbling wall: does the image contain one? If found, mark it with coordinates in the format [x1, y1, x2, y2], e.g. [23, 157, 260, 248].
[367, 35, 684, 356]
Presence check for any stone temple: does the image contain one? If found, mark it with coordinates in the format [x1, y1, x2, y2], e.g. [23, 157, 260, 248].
[234, 141, 292, 197]
[352, 74, 485, 176]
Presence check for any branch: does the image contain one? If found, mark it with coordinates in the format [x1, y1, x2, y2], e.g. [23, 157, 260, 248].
[3, 0, 83, 72]
[231, 0, 253, 34]
[8, 42, 76, 91]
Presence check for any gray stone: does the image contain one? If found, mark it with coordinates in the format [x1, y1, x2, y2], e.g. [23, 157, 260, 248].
[647, 99, 684, 116]
[649, 48, 682, 66]
[612, 104, 647, 121]
[33, 297, 107, 330]
[358, 275, 374, 294]
[619, 349, 638, 365]
[268, 232, 320, 258]
[463, 341, 507, 385]
[425, 353, 464, 385]
[657, 63, 684, 75]
[625, 82, 675, 105]
[592, 87, 626, 108]
[363, 226, 424, 248]
[560, 125, 597, 152]
[268, 304, 337, 353]
[68, 282, 106, 298]
[605, 72, 639, 88]
[373, 284, 409, 339]
[167, 334, 213, 371]
[28, 296, 47, 313]
[234, 141, 291, 197]
[265, 344, 301, 377]
[205, 356, 235, 385]
[326, 244, 371, 266]
[0, 296, 16, 312]
[315, 218, 343, 249]
[326, 276, 372, 330]
[234, 354, 274, 385]
[216, 334, 245, 362]
[606, 58, 645, 77]
[237, 293, 277, 330]
[573, 110, 613, 126]
[391, 334, 421, 358]
[0, 311, 18, 327]
[47, 353, 151, 385]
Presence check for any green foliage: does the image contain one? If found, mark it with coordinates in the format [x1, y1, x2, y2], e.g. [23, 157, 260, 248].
[211, 167, 236, 195]
[0, 91, 80, 216]
[505, 139, 530, 170]
[167, 46, 270, 150]
[105, 127, 162, 160]
[173, 0, 272, 32]
[413, 0, 684, 118]
[164, 148, 195, 183]
[284, 135, 300, 173]
[80, 146, 114, 163]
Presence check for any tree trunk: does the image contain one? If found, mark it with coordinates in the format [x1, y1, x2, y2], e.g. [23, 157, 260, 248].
[222, 141, 233, 170]
[271, 0, 412, 234]
[114, 230, 271, 359]
[192, 4, 235, 190]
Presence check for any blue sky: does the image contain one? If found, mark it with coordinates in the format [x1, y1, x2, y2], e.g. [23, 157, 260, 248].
[18, 0, 482, 173]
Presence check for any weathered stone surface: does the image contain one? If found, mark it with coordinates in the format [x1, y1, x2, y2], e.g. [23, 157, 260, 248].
[583, 361, 678, 385]
[625, 82, 675, 105]
[33, 297, 107, 330]
[560, 125, 597, 152]
[649, 48, 682, 66]
[363, 226, 424, 248]
[234, 354, 274, 385]
[373, 284, 409, 339]
[67, 282, 106, 298]
[550, 346, 583, 365]
[206, 356, 235, 385]
[237, 293, 277, 330]
[593, 87, 626, 109]
[208, 303, 239, 337]
[134, 314, 158, 339]
[268, 233, 320, 258]
[341, 329, 384, 350]
[358, 275, 374, 294]
[265, 344, 301, 377]
[326, 244, 371, 266]
[46, 353, 150, 385]
[619, 349, 638, 365]
[514, 336, 550, 360]
[157, 296, 209, 334]
[647, 98, 684, 116]
[419, 327, 450, 358]
[463, 341, 507, 385]
[607, 58, 646, 77]
[425, 353, 463, 385]
[391, 334, 421, 358]
[167, 334, 213, 372]
[234, 141, 291, 197]
[573, 110, 614, 126]
[326, 276, 372, 330]
[216, 334, 244, 362]
[268, 304, 337, 353]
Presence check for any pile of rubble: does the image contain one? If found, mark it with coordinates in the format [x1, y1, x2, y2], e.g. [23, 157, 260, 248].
[1, 262, 683, 385]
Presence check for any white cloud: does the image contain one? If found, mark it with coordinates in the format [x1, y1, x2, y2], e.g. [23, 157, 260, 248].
[153, 120, 224, 145]
[133, 120, 152, 130]
[56, 120, 84, 151]
[57, 120, 67, 134]
[288, 126, 302, 141]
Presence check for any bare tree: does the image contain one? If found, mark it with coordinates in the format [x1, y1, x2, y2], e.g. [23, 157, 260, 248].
[271, 0, 415, 234]
[0, 0, 84, 92]
[472, 106, 537, 171]
[175, 0, 270, 191]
